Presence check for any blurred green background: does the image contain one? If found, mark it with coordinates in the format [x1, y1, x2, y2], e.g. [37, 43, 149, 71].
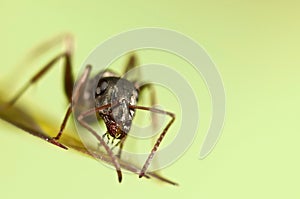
[0, 0, 299, 198]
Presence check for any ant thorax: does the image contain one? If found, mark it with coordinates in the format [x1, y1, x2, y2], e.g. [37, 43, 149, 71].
[95, 77, 139, 139]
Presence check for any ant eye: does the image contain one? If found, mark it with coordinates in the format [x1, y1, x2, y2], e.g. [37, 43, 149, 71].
[96, 80, 108, 95]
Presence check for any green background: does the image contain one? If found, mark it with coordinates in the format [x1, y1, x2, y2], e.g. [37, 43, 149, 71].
[0, 0, 299, 198]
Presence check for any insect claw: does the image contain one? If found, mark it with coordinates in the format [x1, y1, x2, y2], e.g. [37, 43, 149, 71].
[52, 135, 59, 140]
[139, 172, 145, 178]
[117, 170, 122, 183]
[48, 137, 68, 150]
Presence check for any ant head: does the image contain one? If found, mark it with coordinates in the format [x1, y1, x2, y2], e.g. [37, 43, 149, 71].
[95, 76, 138, 106]
[94, 76, 139, 134]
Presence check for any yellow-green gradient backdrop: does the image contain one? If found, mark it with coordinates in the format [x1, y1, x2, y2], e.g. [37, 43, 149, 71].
[0, 0, 299, 198]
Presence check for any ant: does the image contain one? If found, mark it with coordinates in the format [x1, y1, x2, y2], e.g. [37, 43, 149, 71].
[3, 33, 175, 183]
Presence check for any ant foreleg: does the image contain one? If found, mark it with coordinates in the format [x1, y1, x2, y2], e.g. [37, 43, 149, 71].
[129, 105, 175, 178]
[77, 104, 123, 183]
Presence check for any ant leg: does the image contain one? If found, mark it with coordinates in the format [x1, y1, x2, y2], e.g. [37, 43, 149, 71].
[123, 55, 159, 129]
[123, 54, 138, 74]
[122, 54, 143, 83]
[7, 34, 75, 106]
[6, 51, 74, 107]
[116, 136, 127, 159]
[123, 54, 159, 129]
[72, 65, 91, 104]
[52, 64, 92, 141]
[122, 54, 158, 116]
[139, 83, 157, 106]
[4, 36, 76, 142]
[138, 83, 159, 129]
[52, 64, 92, 143]
[27, 33, 74, 60]
[129, 105, 175, 178]
[138, 83, 162, 170]
[77, 104, 122, 183]
[52, 103, 72, 140]
[5, 34, 74, 84]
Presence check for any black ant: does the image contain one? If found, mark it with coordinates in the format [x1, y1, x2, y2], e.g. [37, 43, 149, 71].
[3, 34, 176, 183]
